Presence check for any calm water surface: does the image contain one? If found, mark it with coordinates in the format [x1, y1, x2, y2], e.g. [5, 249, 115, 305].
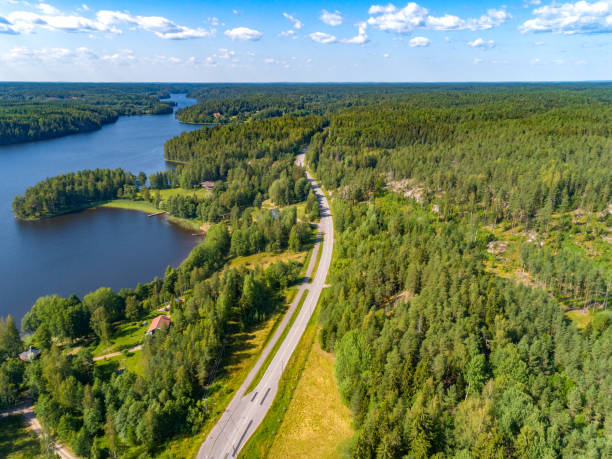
[0, 94, 202, 324]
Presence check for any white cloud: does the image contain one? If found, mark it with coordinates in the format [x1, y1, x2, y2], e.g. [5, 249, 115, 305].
[283, 12, 303, 29]
[342, 22, 368, 44]
[3, 6, 213, 39]
[1, 45, 99, 64]
[309, 31, 337, 43]
[473, 57, 484, 64]
[408, 35, 430, 47]
[35, 3, 60, 15]
[96, 11, 213, 39]
[320, 9, 343, 26]
[369, 4, 398, 14]
[102, 49, 135, 65]
[0, 16, 18, 34]
[280, 29, 298, 39]
[367, 2, 510, 34]
[224, 26, 263, 41]
[383, 52, 390, 57]
[467, 37, 495, 48]
[530, 57, 541, 64]
[216, 48, 235, 59]
[310, 22, 368, 45]
[520, 0, 612, 34]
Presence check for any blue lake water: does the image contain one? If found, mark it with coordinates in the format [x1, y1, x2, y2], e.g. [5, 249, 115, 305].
[0, 94, 202, 325]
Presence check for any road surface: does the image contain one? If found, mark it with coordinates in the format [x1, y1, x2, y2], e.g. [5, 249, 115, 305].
[197, 151, 333, 458]
[1, 401, 77, 459]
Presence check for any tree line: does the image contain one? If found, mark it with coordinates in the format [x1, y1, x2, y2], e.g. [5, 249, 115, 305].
[12, 168, 136, 219]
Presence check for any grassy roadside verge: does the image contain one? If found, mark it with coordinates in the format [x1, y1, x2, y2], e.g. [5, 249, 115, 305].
[310, 233, 324, 281]
[239, 303, 320, 459]
[0, 415, 41, 458]
[245, 290, 308, 394]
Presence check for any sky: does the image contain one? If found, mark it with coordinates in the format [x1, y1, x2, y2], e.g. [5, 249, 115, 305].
[0, 0, 610, 82]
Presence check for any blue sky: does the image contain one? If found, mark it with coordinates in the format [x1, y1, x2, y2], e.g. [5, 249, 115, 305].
[0, 0, 610, 82]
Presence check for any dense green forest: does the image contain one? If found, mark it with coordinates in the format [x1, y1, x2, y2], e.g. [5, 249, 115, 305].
[303, 86, 612, 457]
[12, 168, 136, 219]
[0, 83, 186, 145]
[0, 104, 120, 145]
[5, 84, 612, 458]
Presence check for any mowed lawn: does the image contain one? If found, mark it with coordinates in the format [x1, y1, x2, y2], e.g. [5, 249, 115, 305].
[267, 340, 354, 459]
[0, 415, 41, 458]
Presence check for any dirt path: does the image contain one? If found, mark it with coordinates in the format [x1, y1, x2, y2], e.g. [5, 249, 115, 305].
[1, 401, 78, 459]
[92, 344, 143, 361]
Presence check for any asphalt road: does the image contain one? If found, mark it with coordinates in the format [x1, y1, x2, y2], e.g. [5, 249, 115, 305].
[197, 152, 334, 458]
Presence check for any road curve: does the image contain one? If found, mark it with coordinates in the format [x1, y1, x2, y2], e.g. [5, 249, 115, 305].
[197, 152, 333, 458]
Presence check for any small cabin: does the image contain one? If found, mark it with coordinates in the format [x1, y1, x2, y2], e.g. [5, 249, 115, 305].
[200, 181, 215, 191]
[213, 112, 221, 118]
[19, 345, 40, 362]
[146, 315, 171, 335]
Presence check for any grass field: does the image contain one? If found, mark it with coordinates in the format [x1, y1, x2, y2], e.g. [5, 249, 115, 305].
[0, 415, 41, 458]
[90, 312, 157, 357]
[230, 251, 307, 270]
[240, 306, 321, 458]
[101, 198, 205, 232]
[100, 199, 158, 213]
[266, 341, 353, 459]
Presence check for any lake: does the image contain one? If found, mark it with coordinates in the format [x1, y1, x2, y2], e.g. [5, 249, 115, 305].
[0, 93, 202, 325]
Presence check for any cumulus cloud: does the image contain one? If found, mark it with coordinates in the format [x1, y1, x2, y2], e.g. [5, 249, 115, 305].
[96, 11, 213, 39]
[520, 0, 612, 34]
[320, 9, 343, 26]
[408, 36, 430, 46]
[342, 22, 369, 44]
[467, 37, 495, 48]
[283, 12, 303, 29]
[367, 2, 510, 34]
[2, 5, 213, 39]
[224, 26, 263, 41]
[310, 22, 368, 45]
[369, 4, 398, 14]
[35, 3, 60, 15]
[309, 31, 337, 43]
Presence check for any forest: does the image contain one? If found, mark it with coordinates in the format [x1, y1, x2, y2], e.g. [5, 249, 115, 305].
[4, 83, 612, 458]
[0, 83, 185, 145]
[304, 85, 612, 458]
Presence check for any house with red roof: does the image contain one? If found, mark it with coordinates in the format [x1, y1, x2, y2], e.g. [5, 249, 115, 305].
[146, 315, 171, 335]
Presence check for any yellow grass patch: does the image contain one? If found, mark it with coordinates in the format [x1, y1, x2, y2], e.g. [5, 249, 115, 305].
[267, 341, 354, 459]
[230, 251, 307, 270]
